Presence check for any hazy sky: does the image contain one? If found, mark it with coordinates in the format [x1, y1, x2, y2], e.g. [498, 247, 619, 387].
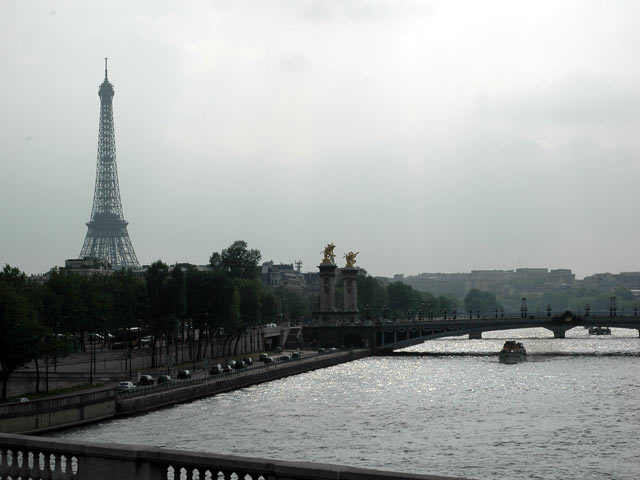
[2, 1, 640, 279]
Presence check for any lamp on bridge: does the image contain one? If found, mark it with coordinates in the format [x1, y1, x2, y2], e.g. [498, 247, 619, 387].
[609, 296, 617, 318]
[520, 298, 527, 318]
[546, 304, 552, 318]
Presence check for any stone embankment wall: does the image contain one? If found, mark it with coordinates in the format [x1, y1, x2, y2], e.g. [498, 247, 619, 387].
[117, 350, 369, 415]
[0, 350, 369, 434]
[0, 388, 116, 434]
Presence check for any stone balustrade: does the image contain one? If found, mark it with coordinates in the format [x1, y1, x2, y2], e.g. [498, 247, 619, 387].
[0, 433, 468, 480]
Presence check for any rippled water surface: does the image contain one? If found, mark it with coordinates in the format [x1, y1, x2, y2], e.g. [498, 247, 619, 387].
[53, 328, 640, 479]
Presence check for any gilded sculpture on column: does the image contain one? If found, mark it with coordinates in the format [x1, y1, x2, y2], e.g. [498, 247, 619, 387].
[321, 243, 336, 264]
[344, 251, 359, 268]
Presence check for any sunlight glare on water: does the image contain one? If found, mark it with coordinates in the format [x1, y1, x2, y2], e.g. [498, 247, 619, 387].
[53, 328, 640, 480]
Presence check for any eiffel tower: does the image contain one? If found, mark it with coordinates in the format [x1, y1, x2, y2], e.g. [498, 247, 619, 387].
[79, 59, 140, 269]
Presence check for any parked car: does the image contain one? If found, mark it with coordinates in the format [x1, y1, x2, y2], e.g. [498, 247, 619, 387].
[157, 375, 172, 384]
[328, 347, 338, 353]
[228, 360, 236, 368]
[234, 360, 246, 370]
[222, 364, 233, 373]
[278, 354, 292, 361]
[274, 346, 283, 353]
[18, 397, 29, 403]
[117, 381, 136, 392]
[263, 356, 273, 364]
[138, 375, 154, 386]
[177, 369, 191, 379]
[210, 364, 224, 375]
[242, 357, 253, 366]
[318, 348, 326, 353]
[259, 353, 269, 361]
[291, 352, 300, 359]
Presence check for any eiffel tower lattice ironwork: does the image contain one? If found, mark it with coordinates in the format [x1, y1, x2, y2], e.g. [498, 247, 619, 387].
[79, 59, 140, 269]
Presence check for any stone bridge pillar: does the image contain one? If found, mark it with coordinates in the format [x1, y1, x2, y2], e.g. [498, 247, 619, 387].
[341, 267, 359, 313]
[318, 263, 337, 314]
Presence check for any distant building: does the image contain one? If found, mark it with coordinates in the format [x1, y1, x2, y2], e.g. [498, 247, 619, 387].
[63, 257, 113, 276]
[582, 271, 640, 293]
[403, 267, 577, 297]
[261, 261, 306, 293]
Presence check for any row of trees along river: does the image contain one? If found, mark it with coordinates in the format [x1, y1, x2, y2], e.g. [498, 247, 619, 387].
[0, 239, 458, 401]
[8, 238, 633, 401]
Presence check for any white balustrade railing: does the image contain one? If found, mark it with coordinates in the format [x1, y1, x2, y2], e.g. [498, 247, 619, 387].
[1, 433, 468, 480]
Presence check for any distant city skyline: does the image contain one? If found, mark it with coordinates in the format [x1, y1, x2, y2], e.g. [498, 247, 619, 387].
[2, 2, 640, 279]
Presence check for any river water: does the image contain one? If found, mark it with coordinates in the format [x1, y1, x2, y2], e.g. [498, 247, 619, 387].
[52, 328, 640, 480]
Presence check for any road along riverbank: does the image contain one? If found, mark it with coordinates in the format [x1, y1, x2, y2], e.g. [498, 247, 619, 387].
[0, 349, 370, 434]
[116, 349, 370, 416]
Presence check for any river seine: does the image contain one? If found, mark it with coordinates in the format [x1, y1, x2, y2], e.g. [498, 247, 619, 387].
[53, 328, 640, 480]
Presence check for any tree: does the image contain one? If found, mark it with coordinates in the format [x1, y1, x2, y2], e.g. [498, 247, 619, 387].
[233, 279, 263, 354]
[0, 281, 46, 400]
[210, 240, 262, 279]
[464, 289, 498, 315]
[144, 261, 174, 367]
[387, 282, 417, 315]
[273, 286, 311, 323]
[357, 272, 388, 316]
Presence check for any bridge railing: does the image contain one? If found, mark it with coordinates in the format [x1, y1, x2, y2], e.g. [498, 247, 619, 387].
[0, 433, 467, 480]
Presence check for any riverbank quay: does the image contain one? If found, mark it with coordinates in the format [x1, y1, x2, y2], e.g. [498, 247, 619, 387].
[116, 349, 370, 416]
[0, 432, 471, 480]
[0, 350, 370, 434]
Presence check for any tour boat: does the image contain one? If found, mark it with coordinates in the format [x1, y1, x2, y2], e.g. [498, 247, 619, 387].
[498, 340, 527, 363]
[588, 326, 611, 335]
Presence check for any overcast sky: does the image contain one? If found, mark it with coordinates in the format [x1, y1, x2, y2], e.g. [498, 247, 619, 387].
[2, 1, 640, 279]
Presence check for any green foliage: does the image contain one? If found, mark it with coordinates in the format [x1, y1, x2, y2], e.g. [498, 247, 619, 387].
[237, 278, 262, 330]
[464, 289, 499, 314]
[273, 286, 311, 322]
[260, 290, 278, 323]
[210, 240, 262, 279]
[0, 276, 49, 400]
[357, 272, 388, 314]
[496, 287, 640, 315]
[387, 282, 416, 314]
[384, 280, 458, 318]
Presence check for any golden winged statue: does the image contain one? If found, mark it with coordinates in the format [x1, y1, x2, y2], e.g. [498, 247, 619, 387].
[344, 251, 359, 267]
[321, 242, 336, 264]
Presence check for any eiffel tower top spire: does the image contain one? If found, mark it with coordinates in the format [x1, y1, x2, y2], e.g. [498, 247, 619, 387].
[79, 60, 140, 269]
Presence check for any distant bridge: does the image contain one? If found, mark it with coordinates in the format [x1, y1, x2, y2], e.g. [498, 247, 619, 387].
[303, 311, 640, 352]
